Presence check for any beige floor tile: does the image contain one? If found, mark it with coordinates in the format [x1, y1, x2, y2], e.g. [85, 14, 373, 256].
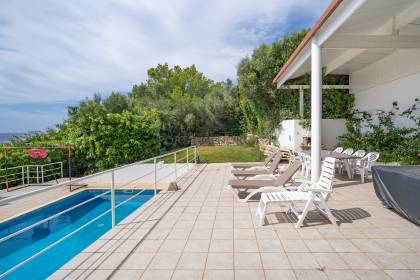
[171, 270, 203, 280]
[176, 252, 207, 270]
[276, 229, 300, 239]
[234, 239, 259, 252]
[317, 229, 345, 239]
[367, 253, 408, 269]
[140, 269, 173, 280]
[384, 270, 419, 280]
[167, 229, 191, 240]
[260, 253, 291, 269]
[203, 270, 234, 280]
[340, 253, 378, 270]
[258, 239, 284, 252]
[189, 228, 212, 240]
[264, 269, 296, 280]
[209, 239, 233, 252]
[297, 229, 323, 239]
[110, 269, 144, 280]
[205, 253, 234, 269]
[135, 239, 163, 253]
[212, 229, 233, 239]
[148, 253, 181, 270]
[255, 229, 279, 240]
[354, 270, 392, 280]
[304, 239, 334, 253]
[97, 252, 128, 269]
[282, 239, 309, 252]
[234, 252, 262, 269]
[294, 269, 327, 280]
[121, 253, 155, 270]
[351, 239, 385, 253]
[159, 239, 187, 253]
[324, 270, 358, 280]
[390, 253, 420, 269]
[234, 229, 256, 239]
[328, 239, 360, 253]
[313, 253, 349, 270]
[184, 239, 210, 253]
[287, 253, 320, 269]
[235, 269, 265, 280]
[374, 239, 413, 253]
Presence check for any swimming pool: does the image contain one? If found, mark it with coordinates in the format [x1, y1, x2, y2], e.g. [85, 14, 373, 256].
[0, 189, 156, 279]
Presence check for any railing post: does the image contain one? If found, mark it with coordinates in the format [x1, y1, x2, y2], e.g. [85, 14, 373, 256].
[194, 146, 197, 164]
[36, 166, 39, 184]
[111, 170, 116, 227]
[21, 166, 25, 185]
[154, 158, 157, 196]
[41, 165, 44, 183]
[174, 152, 177, 180]
[60, 162, 64, 178]
[186, 148, 189, 169]
[27, 166, 29, 184]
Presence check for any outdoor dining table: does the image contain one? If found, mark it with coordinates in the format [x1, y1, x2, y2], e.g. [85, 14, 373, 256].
[303, 150, 361, 179]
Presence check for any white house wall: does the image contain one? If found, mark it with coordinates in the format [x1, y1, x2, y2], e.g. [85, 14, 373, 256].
[350, 49, 420, 128]
[274, 119, 346, 151]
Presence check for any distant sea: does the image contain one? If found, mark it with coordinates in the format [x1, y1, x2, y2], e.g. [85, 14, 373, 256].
[0, 132, 42, 143]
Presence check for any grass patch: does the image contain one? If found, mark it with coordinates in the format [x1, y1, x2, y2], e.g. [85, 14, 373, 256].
[196, 144, 264, 163]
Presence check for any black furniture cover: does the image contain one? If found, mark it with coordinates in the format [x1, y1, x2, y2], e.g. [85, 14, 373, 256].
[372, 166, 420, 225]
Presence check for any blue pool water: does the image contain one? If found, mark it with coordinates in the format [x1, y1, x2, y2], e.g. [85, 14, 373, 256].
[0, 190, 156, 279]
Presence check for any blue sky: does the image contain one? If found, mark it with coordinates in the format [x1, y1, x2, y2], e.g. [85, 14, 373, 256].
[0, 0, 328, 133]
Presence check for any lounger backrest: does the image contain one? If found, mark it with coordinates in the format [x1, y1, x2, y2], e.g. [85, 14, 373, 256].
[274, 159, 301, 185]
[333, 147, 343, 153]
[267, 152, 283, 173]
[315, 157, 336, 200]
[263, 152, 277, 166]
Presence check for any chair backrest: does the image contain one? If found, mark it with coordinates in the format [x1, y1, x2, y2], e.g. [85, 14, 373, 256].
[333, 147, 343, 153]
[352, 150, 366, 158]
[342, 148, 354, 155]
[362, 152, 380, 168]
[315, 157, 336, 200]
[268, 152, 283, 173]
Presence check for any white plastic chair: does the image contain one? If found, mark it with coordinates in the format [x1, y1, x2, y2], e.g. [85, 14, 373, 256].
[333, 147, 344, 153]
[350, 150, 366, 171]
[256, 157, 337, 228]
[354, 152, 379, 183]
[298, 152, 311, 179]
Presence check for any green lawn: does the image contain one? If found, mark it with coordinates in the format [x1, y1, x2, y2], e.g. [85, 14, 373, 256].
[196, 145, 264, 163]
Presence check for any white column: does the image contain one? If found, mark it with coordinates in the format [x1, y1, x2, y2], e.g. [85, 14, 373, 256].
[299, 86, 304, 117]
[311, 37, 322, 183]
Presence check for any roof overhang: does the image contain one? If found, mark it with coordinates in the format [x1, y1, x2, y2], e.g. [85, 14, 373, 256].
[273, 0, 420, 88]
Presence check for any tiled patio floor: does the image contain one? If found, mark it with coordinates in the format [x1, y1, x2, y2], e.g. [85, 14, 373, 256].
[50, 163, 420, 280]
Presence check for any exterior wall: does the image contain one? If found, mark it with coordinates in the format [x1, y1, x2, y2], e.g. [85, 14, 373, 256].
[274, 119, 346, 151]
[350, 49, 420, 129]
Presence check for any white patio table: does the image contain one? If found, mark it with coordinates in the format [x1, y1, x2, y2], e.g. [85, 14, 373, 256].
[303, 150, 361, 179]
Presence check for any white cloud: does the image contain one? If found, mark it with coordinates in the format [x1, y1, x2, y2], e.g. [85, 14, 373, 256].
[0, 0, 327, 104]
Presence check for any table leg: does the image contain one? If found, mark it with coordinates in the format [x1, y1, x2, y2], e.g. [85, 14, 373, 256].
[344, 159, 352, 179]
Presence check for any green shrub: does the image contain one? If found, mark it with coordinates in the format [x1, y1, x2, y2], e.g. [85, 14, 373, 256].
[339, 99, 420, 165]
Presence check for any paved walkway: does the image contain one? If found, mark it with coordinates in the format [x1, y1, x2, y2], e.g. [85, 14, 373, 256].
[50, 163, 420, 280]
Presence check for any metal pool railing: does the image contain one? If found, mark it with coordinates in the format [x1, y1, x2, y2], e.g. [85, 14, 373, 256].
[0, 146, 197, 279]
[0, 162, 63, 188]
